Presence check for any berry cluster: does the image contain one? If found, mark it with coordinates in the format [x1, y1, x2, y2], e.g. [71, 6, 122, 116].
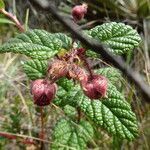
[31, 48, 108, 106]
[31, 3, 107, 106]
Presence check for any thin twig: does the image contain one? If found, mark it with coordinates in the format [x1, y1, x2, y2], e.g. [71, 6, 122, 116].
[0, 132, 36, 145]
[0, 131, 76, 150]
[0, 9, 24, 32]
[40, 107, 45, 150]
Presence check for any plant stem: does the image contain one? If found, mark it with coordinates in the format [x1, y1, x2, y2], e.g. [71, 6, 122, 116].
[77, 107, 81, 123]
[25, 8, 30, 31]
[0, 132, 35, 145]
[81, 55, 94, 79]
[40, 107, 45, 150]
[0, 9, 25, 32]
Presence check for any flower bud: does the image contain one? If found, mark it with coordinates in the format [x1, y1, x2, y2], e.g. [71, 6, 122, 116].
[31, 79, 57, 106]
[72, 3, 88, 21]
[81, 75, 108, 99]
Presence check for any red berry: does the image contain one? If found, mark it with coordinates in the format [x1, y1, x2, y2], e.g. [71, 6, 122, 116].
[81, 75, 108, 99]
[31, 79, 57, 106]
[72, 3, 88, 21]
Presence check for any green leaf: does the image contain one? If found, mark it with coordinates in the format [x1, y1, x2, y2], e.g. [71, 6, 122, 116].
[23, 59, 48, 80]
[53, 79, 74, 107]
[0, 18, 15, 24]
[53, 33, 72, 49]
[53, 86, 67, 106]
[65, 83, 138, 140]
[0, 0, 5, 9]
[86, 50, 99, 58]
[88, 22, 141, 55]
[63, 105, 77, 118]
[0, 29, 62, 60]
[57, 78, 74, 92]
[95, 67, 122, 85]
[52, 118, 94, 150]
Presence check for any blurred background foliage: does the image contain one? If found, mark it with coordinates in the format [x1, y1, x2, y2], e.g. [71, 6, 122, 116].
[0, 0, 150, 149]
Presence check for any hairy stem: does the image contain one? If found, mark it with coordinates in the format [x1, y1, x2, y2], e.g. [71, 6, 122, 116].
[0, 9, 25, 32]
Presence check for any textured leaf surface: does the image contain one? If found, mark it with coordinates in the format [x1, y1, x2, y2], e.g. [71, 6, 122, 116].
[53, 33, 72, 49]
[57, 78, 74, 92]
[95, 67, 122, 85]
[53, 86, 67, 106]
[23, 59, 48, 80]
[52, 118, 94, 150]
[65, 83, 138, 140]
[63, 105, 77, 118]
[53, 79, 74, 106]
[89, 22, 141, 54]
[0, 29, 62, 59]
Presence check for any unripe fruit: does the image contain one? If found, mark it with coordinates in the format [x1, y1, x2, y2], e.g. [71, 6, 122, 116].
[81, 75, 108, 99]
[31, 79, 57, 106]
[72, 3, 88, 21]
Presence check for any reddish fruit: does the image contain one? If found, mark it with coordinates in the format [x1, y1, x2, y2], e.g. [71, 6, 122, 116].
[67, 63, 87, 82]
[72, 3, 88, 21]
[31, 79, 57, 106]
[81, 75, 108, 99]
[48, 60, 68, 80]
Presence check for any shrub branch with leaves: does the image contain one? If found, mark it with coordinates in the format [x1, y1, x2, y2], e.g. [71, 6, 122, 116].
[0, 1, 141, 149]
